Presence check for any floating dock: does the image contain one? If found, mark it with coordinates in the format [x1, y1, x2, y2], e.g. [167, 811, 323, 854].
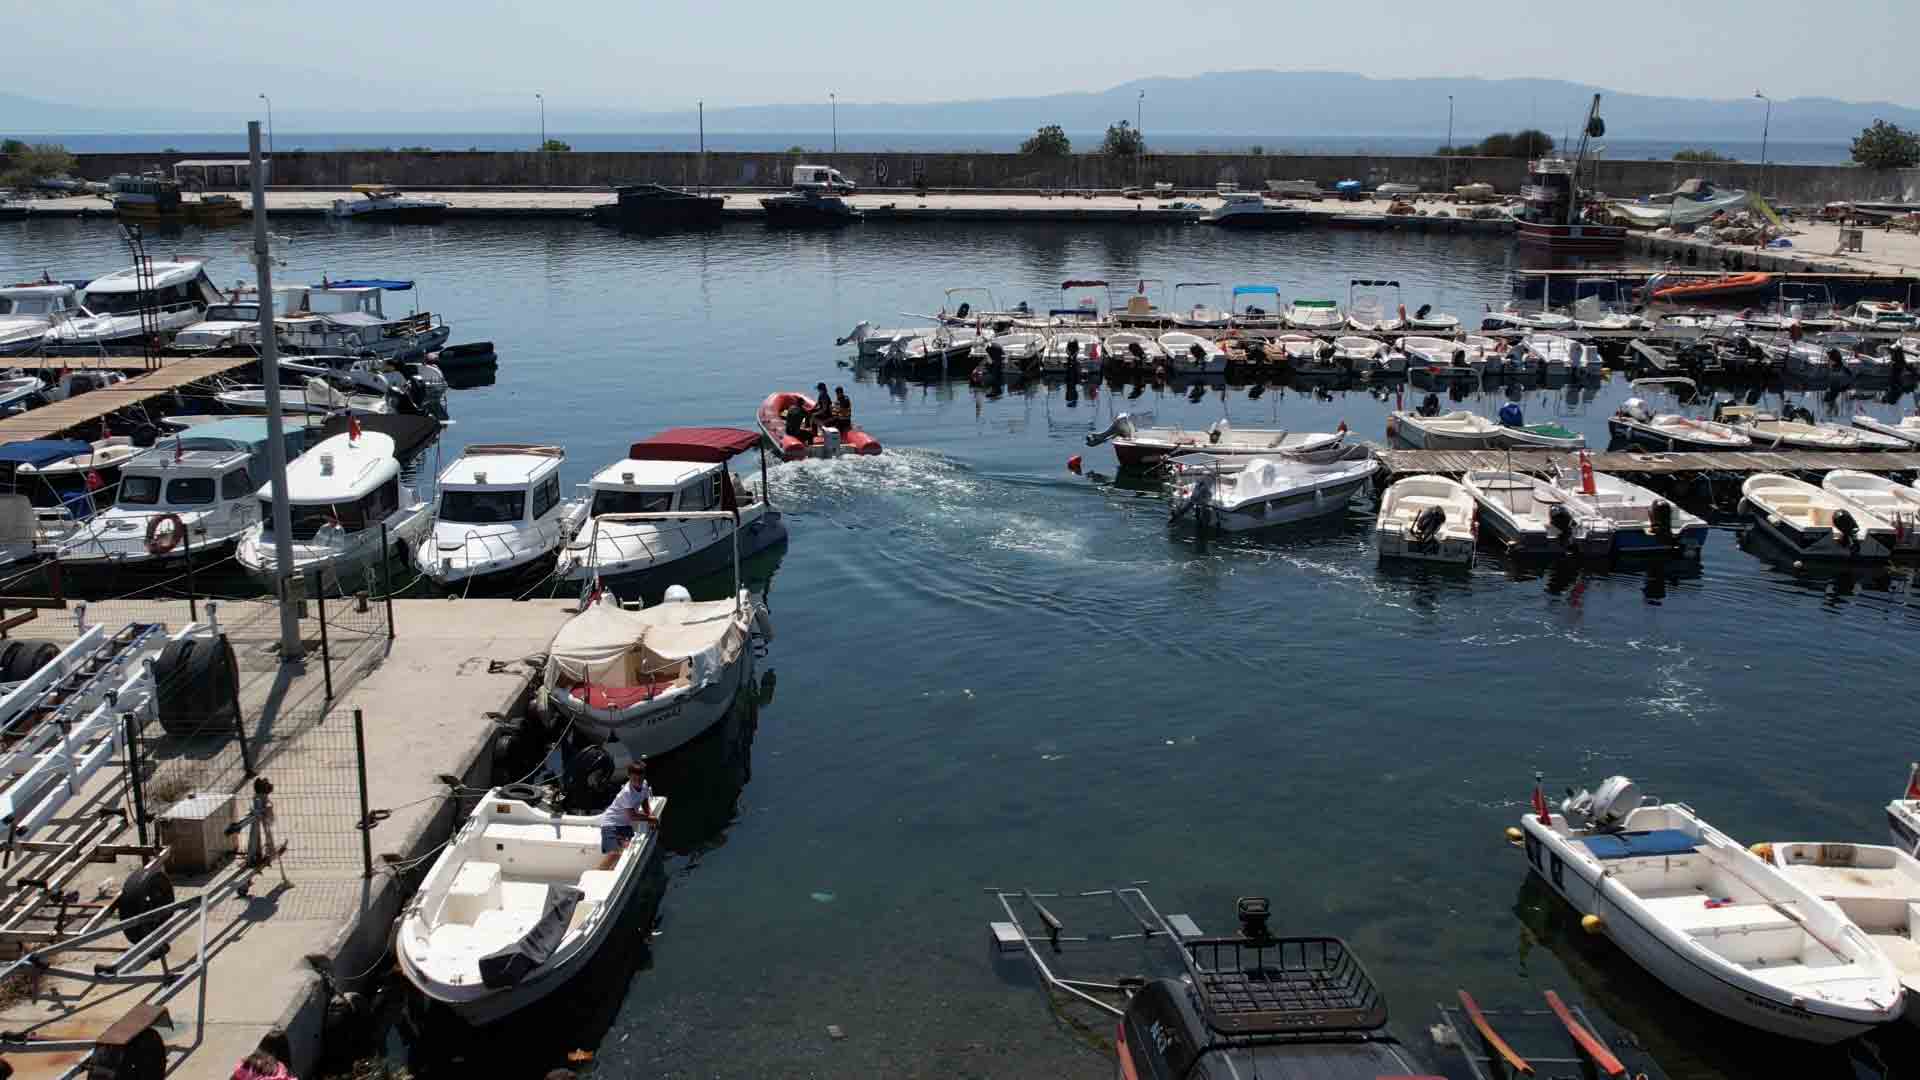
[0, 356, 255, 441]
[1377, 448, 1920, 482]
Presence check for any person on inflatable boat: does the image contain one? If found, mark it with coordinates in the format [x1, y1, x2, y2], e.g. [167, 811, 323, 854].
[832, 386, 853, 430]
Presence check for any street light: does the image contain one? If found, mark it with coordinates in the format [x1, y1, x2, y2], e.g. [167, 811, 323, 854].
[830, 92, 837, 155]
[1137, 90, 1145, 188]
[258, 94, 273, 159]
[1444, 94, 1454, 193]
[1754, 91, 1772, 198]
[536, 92, 545, 151]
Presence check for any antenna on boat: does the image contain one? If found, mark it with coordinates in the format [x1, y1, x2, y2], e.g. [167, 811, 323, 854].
[698, 100, 707, 196]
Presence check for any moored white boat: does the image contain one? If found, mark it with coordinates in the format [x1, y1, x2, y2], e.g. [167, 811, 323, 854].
[1086, 413, 1343, 469]
[1374, 474, 1475, 563]
[1853, 414, 1920, 447]
[1403, 303, 1460, 333]
[1461, 470, 1612, 556]
[1482, 303, 1573, 333]
[414, 444, 589, 590]
[42, 261, 224, 352]
[1345, 279, 1404, 332]
[1283, 298, 1344, 331]
[0, 284, 79, 355]
[1524, 332, 1601, 378]
[1762, 840, 1920, 1024]
[1552, 468, 1708, 558]
[1156, 331, 1226, 375]
[1608, 400, 1753, 451]
[235, 426, 433, 593]
[56, 447, 265, 572]
[1168, 445, 1377, 532]
[1386, 409, 1583, 451]
[395, 786, 664, 1025]
[1520, 774, 1905, 1043]
[1101, 331, 1169, 372]
[1169, 283, 1230, 329]
[1822, 470, 1920, 553]
[1714, 405, 1863, 451]
[1040, 331, 1103, 376]
[1742, 473, 1893, 560]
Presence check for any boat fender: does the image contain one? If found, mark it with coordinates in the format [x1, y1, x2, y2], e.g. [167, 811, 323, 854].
[1067, 455, 1083, 475]
[146, 512, 186, 556]
[1580, 914, 1605, 935]
[1749, 842, 1774, 861]
[1504, 826, 1524, 846]
[751, 600, 774, 643]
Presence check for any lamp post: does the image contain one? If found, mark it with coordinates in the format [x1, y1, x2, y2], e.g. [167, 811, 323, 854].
[536, 92, 545, 150]
[1754, 91, 1771, 199]
[1137, 90, 1145, 188]
[1444, 94, 1454, 193]
[830, 92, 837, 155]
[258, 94, 274, 159]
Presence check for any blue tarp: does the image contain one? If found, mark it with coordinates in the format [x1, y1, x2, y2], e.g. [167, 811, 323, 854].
[1335, 180, 1363, 192]
[322, 279, 414, 291]
[1579, 829, 1697, 860]
[0, 440, 92, 467]
[1232, 285, 1279, 297]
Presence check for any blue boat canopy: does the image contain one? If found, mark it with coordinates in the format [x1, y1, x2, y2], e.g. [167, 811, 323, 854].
[1232, 285, 1280, 296]
[323, 279, 414, 291]
[1334, 180, 1363, 192]
[0, 440, 92, 467]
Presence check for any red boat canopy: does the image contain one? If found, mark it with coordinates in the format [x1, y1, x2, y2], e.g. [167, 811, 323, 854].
[627, 427, 762, 463]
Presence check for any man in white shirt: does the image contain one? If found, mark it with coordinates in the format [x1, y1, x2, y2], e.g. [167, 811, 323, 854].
[597, 759, 656, 870]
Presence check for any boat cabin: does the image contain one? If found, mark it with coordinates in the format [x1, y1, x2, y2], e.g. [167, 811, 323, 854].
[0, 439, 110, 521]
[435, 445, 566, 529]
[257, 430, 402, 540]
[116, 449, 258, 516]
[77, 260, 223, 317]
[174, 417, 311, 481]
[585, 457, 745, 519]
[0, 284, 78, 319]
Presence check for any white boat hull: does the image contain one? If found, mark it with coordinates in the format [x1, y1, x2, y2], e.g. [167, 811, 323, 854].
[550, 645, 748, 754]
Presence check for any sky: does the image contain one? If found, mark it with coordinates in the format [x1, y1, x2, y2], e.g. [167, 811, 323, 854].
[10, 0, 1918, 112]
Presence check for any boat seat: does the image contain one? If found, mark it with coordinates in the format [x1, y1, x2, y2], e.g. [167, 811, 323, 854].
[1579, 828, 1698, 860]
[442, 860, 503, 925]
[480, 822, 602, 876]
[575, 869, 619, 906]
[570, 677, 685, 710]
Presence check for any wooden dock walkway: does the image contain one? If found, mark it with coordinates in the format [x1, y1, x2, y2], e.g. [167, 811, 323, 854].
[1379, 448, 1920, 481]
[0, 356, 255, 441]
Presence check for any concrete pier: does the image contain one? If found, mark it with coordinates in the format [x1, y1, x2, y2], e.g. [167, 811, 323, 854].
[0, 597, 577, 1079]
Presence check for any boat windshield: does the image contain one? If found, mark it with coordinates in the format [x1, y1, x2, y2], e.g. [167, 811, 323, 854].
[590, 489, 674, 516]
[440, 489, 525, 524]
[119, 475, 161, 505]
[83, 281, 198, 316]
[0, 298, 56, 316]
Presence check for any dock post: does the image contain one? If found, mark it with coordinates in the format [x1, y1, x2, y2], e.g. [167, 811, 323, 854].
[123, 710, 148, 847]
[315, 579, 333, 701]
[182, 526, 197, 623]
[352, 708, 373, 879]
[381, 523, 396, 638]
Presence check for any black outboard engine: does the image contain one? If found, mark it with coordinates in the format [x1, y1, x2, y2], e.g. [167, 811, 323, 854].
[1415, 303, 1433, 320]
[1169, 474, 1214, 524]
[1410, 505, 1446, 549]
[1833, 508, 1862, 556]
[1063, 338, 1081, 385]
[1418, 392, 1442, 418]
[1316, 341, 1336, 364]
[1189, 343, 1207, 368]
[1085, 413, 1136, 447]
[954, 301, 971, 320]
[1451, 348, 1468, 368]
[1245, 341, 1267, 366]
[1786, 403, 1815, 424]
[1648, 498, 1675, 542]
[1127, 341, 1147, 370]
[1548, 503, 1576, 550]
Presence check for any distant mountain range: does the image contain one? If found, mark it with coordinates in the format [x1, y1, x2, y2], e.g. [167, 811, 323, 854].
[7, 72, 1917, 142]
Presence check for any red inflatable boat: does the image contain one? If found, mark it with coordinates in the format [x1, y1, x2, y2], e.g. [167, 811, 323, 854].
[757, 392, 883, 461]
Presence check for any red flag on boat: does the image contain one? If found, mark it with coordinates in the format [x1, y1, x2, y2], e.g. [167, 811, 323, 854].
[1137, 279, 1146, 294]
[349, 414, 362, 442]
[84, 470, 103, 491]
[1578, 450, 1596, 495]
[1533, 780, 1552, 825]
[1905, 763, 1920, 801]
[173, 436, 183, 463]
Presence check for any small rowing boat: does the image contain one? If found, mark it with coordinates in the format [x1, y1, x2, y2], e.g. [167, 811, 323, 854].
[1374, 474, 1475, 564]
[1742, 473, 1894, 560]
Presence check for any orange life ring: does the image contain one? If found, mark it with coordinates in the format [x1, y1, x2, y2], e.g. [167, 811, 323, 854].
[146, 513, 185, 556]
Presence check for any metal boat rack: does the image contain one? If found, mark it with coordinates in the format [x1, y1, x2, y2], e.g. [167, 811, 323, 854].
[985, 884, 1203, 1017]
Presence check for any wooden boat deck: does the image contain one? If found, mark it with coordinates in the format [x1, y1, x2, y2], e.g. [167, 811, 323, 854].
[0, 356, 255, 441]
[1379, 448, 1920, 481]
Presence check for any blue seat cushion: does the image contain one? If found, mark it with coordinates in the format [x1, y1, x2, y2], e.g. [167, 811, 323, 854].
[1579, 829, 1698, 859]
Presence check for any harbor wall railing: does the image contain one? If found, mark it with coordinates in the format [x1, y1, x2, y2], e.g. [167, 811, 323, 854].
[35, 150, 1920, 205]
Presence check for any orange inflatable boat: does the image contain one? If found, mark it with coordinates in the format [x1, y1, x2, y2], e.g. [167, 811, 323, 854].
[1651, 272, 1773, 302]
[757, 392, 883, 461]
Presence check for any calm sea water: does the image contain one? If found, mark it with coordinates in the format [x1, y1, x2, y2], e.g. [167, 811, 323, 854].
[3, 217, 1918, 1079]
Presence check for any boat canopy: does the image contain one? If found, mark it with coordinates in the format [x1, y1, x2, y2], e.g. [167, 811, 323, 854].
[0, 440, 93, 467]
[1350, 279, 1400, 287]
[1231, 285, 1279, 297]
[545, 596, 746, 691]
[1060, 279, 1109, 289]
[322, 279, 414, 291]
[626, 428, 761, 463]
[1174, 282, 1222, 288]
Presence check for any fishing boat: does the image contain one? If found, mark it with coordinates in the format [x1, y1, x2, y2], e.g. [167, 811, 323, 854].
[1169, 283, 1230, 329]
[1085, 413, 1343, 469]
[395, 784, 665, 1025]
[276, 280, 451, 364]
[1552, 466, 1709, 558]
[328, 186, 450, 223]
[591, 183, 724, 231]
[1853, 414, 1920, 447]
[1761, 840, 1920, 1025]
[1713, 404, 1863, 451]
[1741, 473, 1893, 560]
[1227, 285, 1282, 329]
[555, 429, 787, 601]
[1481, 302, 1574, 334]
[1822, 471, 1920, 553]
[1513, 99, 1627, 254]
[755, 394, 882, 459]
[0, 284, 79, 355]
[1156, 331, 1226, 375]
[760, 190, 861, 226]
[1461, 470, 1612, 556]
[1524, 333, 1602, 378]
[1167, 445, 1377, 532]
[1201, 192, 1307, 229]
[42, 260, 224, 352]
[56, 446, 266, 573]
[234, 425, 433, 592]
[108, 173, 245, 224]
[1346, 279, 1404, 332]
[1374, 474, 1476, 564]
[1283, 298, 1344, 331]
[1845, 301, 1918, 331]
[414, 444, 590, 591]
[1039, 331, 1102, 377]
[1518, 774, 1904, 1042]
[1608, 400, 1753, 451]
[1100, 332, 1168, 375]
[1387, 409, 1584, 451]
[545, 525, 772, 751]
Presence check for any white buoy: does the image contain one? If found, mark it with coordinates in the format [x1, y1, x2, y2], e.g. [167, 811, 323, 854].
[663, 585, 692, 603]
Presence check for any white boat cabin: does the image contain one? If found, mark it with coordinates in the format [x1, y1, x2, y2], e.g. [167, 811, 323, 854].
[0, 285, 78, 319]
[76, 261, 223, 319]
[586, 458, 733, 518]
[258, 430, 406, 541]
[437, 447, 564, 529]
[59, 449, 260, 562]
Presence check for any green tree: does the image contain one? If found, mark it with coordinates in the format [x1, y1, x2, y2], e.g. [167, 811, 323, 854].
[1, 142, 76, 188]
[786, 145, 806, 154]
[1673, 148, 1735, 163]
[1248, 145, 1265, 156]
[1019, 124, 1071, 156]
[1436, 131, 1554, 159]
[1102, 120, 1143, 158]
[540, 139, 571, 153]
[1851, 120, 1920, 170]
[0, 139, 26, 157]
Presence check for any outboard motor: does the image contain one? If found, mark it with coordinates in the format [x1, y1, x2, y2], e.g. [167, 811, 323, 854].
[1188, 342, 1207, 370]
[1548, 503, 1576, 550]
[954, 301, 971, 320]
[1186, 384, 1206, 403]
[1620, 396, 1652, 423]
[1833, 508, 1862, 556]
[1316, 340, 1336, 364]
[1498, 401, 1524, 428]
[1415, 303, 1433, 320]
[1451, 348, 1468, 369]
[1085, 413, 1136, 447]
[1208, 419, 1231, 445]
[1127, 341, 1147, 370]
[1245, 341, 1267, 366]
[1063, 338, 1081, 384]
[1564, 775, 1642, 830]
[1786, 403, 1815, 424]
[1410, 504, 1446, 549]
[1648, 498, 1675, 542]
[1169, 473, 1214, 525]
[1418, 392, 1442, 418]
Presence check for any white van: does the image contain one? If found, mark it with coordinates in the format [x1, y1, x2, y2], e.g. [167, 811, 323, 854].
[792, 165, 856, 193]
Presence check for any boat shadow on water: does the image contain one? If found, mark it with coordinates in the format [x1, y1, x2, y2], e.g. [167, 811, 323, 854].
[1512, 874, 1916, 1079]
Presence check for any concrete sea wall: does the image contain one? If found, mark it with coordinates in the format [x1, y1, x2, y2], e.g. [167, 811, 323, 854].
[32, 150, 1920, 205]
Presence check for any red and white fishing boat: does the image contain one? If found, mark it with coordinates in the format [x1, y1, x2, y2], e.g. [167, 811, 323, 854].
[756, 392, 883, 461]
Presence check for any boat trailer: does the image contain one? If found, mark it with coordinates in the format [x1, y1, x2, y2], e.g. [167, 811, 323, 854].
[985, 883, 1203, 1017]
